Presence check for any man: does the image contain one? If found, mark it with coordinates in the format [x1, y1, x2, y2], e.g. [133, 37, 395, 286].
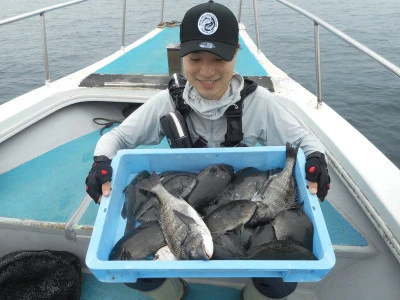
[86, 1, 330, 299]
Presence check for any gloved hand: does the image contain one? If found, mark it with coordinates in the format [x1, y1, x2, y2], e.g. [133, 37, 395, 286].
[85, 155, 112, 203]
[305, 152, 330, 201]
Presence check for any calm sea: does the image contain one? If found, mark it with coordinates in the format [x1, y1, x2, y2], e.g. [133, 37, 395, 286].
[1, 0, 399, 168]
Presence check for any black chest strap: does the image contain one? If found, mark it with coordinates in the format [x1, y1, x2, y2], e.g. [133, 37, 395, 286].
[168, 73, 191, 118]
[220, 77, 258, 147]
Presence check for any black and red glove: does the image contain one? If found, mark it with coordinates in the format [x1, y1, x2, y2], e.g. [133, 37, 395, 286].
[305, 151, 330, 201]
[85, 155, 112, 203]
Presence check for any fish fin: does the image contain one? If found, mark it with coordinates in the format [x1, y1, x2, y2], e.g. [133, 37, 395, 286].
[124, 170, 152, 193]
[136, 172, 160, 192]
[233, 223, 245, 235]
[285, 195, 299, 210]
[133, 196, 153, 219]
[121, 201, 127, 219]
[286, 142, 300, 159]
[173, 209, 197, 230]
[124, 220, 136, 235]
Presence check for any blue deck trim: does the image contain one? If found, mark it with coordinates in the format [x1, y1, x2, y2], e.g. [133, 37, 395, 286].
[320, 200, 367, 246]
[95, 27, 267, 76]
[0, 131, 366, 246]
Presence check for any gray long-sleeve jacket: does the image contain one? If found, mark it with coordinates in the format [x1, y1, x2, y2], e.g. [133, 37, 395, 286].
[94, 74, 325, 159]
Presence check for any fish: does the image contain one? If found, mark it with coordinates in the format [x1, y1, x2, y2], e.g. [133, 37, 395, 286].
[159, 171, 198, 199]
[109, 220, 166, 260]
[153, 245, 178, 261]
[247, 142, 300, 227]
[131, 171, 198, 224]
[203, 200, 257, 234]
[121, 170, 151, 234]
[238, 226, 256, 250]
[135, 196, 160, 223]
[272, 208, 314, 252]
[199, 167, 269, 216]
[186, 164, 234, 210]
[211, 232, 246, 260]
[243, 239, 317, 260]
[137, 172, 214, 260]
[247, 223, 276, 250]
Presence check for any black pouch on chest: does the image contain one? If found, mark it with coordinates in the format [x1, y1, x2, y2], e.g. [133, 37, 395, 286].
[160, 111, 193, 148]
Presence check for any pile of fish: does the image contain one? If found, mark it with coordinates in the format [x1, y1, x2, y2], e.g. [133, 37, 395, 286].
[109, 142, 316, 262]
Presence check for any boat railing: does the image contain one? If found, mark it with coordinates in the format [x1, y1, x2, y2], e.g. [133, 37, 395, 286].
[0, 0, 88, 85]
[135, 0, 400, 105]
[258, 0, 400, 105]
[2, 0, 399, 100]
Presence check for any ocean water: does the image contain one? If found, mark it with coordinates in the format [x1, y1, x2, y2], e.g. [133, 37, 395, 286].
[1, 0, 399, 168]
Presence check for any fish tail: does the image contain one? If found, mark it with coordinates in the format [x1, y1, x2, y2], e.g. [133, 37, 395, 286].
[286, 142, 300, 160]
[137, 172, 161, 193]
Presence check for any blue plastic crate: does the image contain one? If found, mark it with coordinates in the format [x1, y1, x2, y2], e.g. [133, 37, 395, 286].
[86, 147, 335, 282]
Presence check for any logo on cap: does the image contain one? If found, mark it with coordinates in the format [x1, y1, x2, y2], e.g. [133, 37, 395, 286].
[199, 42, 216, 49]
[198, 13, 218, 35]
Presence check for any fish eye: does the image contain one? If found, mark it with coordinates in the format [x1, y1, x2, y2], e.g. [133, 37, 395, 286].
[187, 246, 197, 258]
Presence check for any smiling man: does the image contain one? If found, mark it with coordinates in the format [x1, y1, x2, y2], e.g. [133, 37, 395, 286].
[180, 0, 239, 101]
[85, 1, 330, 299]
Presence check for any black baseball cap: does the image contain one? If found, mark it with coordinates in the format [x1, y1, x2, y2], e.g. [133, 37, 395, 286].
[180, 0, 239, 61]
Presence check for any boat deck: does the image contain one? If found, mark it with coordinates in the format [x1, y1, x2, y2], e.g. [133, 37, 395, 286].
[81, 273, 241, 300]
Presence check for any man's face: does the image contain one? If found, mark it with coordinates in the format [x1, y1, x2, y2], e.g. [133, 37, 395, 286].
[183, 50, 238, 100]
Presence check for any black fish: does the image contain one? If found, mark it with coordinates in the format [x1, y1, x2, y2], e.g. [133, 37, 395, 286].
[248, 223, 276, 250]
[243, 239, 317, 260]
[248, 142, 299, 227]
[186, 164, 234, 210]
[238, 226, 256, 250]
[122, 170, 151, 234]
[109, 221, 166, 260]
[160, 171, 198, 199]
[204, 200, 257, 234]
[272, 208, 314, 252]
[137, 172, 214, 260]
[135, 196, 160, 223]
[129, 171, 198, 224]
[211, 232, 246, 260]
[200, 168, 269, 216]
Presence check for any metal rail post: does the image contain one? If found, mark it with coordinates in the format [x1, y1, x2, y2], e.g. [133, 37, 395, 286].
[40, 12, 50, 84]
[253, 0, 261, 51]
[238, 0, 243, 23]
[314, 22, 322, 105]
[121, 0, 127, 50]
[160, 0, 165, 25]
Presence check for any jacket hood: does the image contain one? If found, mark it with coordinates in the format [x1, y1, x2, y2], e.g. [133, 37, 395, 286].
[182, 73, 244, 120]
